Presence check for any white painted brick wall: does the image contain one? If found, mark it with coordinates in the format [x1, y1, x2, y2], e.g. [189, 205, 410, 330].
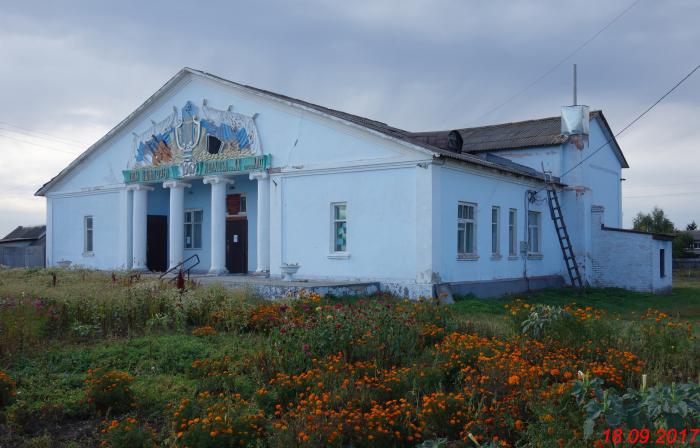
[590, 206, 672, 293]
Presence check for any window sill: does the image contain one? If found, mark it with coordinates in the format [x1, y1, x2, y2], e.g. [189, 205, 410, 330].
[457, 254, 479, 261]
[508, 255, 520, 260]
[83, 252, 94, 257]
[328, 252, 350, 259]
[527, 253, 544, 260]
[490, 254, 502, 261]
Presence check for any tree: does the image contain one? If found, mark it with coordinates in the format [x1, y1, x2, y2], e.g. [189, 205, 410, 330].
[687, 221, 697, 231]
[632, 207, 676, 234]
[673, 232, 694, 258]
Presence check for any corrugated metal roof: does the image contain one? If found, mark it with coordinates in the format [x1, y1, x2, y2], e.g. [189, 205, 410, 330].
[409, 113, 599, 152]
[1, 225, 46, 242]
[407, 111, 629, 168]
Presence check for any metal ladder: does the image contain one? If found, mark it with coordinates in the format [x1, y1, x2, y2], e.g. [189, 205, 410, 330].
[543, 172, 583, 289]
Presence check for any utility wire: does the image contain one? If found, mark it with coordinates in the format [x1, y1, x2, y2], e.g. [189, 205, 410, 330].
[539, 62, 700, 193]
[0, 124, 86, 148]
[468, 0, 641, 125]
[0, 132, 78, 155]
[0, 120, 89, 146]
[624, 191, 700, 199]
[624, 180, 700, 191]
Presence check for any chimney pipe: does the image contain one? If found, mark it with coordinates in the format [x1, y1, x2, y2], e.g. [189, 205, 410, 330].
[573, 64, 577, 106]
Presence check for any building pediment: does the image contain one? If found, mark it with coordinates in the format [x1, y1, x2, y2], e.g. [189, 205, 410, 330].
[123, 99, 269, 184]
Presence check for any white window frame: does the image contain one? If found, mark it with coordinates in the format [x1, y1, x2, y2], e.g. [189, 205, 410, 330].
[491, 206, 500, 256]
[184, 209, 203, 249]
[239, 194, 247, 215]
[457, 202, 477, 258]
[528, 211, 542, 255]
[508, 208, 518, 256]
[83, 215, 93, 255]
[330, 202, 348, 254]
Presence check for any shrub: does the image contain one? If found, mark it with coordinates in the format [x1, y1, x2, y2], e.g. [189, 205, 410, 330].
[189, 357, 253, 395]
[627, 309, 698, 382]
[573, 373, 700, 440]
[269, 299, 442, 371]
[0, 298, 51, 356]
[84, 369, 136, 414]
[0, 370, 17, 408]
[170, 391, 266, 447]
[192, 326, 217, 337]
[100, 416, 156, 448]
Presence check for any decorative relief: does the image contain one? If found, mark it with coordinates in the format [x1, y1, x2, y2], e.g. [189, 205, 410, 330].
[124, 100, 267, 184]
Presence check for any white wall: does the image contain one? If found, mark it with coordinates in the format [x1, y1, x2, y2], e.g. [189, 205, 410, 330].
[48, 190, 124, 269]
[590, 206, 672, 293]
[434, 162, 564, 284]
[270, 164, 418, 282]
[583, 119, 623, 227]
[489, 117, 623, 229]
[43, 73, 426, 271]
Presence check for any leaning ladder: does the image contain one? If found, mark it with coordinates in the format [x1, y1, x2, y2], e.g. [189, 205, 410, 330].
[543, 172, 583, 289]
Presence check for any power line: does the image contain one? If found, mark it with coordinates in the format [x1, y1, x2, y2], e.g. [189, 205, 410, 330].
[0, 120, 90, 146]
[0, 132, 79, 155]
[624, 191, 700, 199]
[468, 0, 641, 125]
[624, 180, 700, 191]
[0, 124, 87, 148]
[542, 62, 700, 191]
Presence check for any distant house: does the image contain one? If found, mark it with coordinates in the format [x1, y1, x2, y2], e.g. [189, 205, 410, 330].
[689, 230, 700, 256]
[0, 225, 46, 268]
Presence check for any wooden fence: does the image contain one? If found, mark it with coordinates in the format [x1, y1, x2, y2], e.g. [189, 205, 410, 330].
[0, 246, 45, 268]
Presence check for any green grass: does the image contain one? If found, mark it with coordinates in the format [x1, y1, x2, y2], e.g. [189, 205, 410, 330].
[453, 275, 700, 336]
[1, 268, 699, 447]
[4, 332, 265, 445]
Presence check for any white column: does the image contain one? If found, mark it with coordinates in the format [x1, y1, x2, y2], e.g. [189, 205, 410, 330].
[249, 171, 270, 273]
[164, 180, 191, 270]
[127, 184, 153, 271]
[203, 176, 234, 275]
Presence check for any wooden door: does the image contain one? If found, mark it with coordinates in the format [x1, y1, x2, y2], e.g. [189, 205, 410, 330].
[226, 219, 248, 274]
[146, 215, 168, 272]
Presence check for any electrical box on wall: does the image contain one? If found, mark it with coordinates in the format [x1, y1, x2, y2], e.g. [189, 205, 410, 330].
[520, 241, 528, 254]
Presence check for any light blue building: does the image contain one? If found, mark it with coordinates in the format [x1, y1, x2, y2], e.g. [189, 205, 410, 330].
[36, 68, 672, 297]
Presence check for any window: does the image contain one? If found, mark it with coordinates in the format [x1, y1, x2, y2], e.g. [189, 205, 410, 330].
[660, 249, 666, 278]
[694, 242, 700, 250]
[332, 203, 347, 252]
[184, 209, 203, 249]
[527, 211, 541, 254]
[491, 206, 500, 255]
[508, 209, 517, 256]
[457, 202, 476, 256]
[84, 216, 93, 254]
[226, 194, 246, 216]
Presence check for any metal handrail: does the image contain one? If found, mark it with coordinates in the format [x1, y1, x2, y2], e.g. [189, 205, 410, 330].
[159, 254, 200, 280]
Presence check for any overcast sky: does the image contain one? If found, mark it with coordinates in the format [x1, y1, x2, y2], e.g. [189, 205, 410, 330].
[1, 0, 699, 237]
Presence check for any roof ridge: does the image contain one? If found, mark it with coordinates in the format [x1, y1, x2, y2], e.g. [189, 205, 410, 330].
[410, 110, 603, 135]
[187, 67, 390, 128]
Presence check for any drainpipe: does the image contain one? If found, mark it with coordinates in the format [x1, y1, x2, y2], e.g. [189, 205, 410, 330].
[523, 190, 530, 291]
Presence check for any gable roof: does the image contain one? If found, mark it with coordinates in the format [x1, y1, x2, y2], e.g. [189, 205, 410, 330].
[408, 111, 629, 168]
[37, 68, 568, 196]
[1, 225, 46, 243]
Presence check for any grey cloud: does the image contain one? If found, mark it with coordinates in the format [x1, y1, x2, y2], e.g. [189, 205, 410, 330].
[0, 0, 699, 236]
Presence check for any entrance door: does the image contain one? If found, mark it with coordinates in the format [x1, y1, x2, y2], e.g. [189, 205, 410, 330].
[146, 215, 168, 272]
[226, 219, 248, 274]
